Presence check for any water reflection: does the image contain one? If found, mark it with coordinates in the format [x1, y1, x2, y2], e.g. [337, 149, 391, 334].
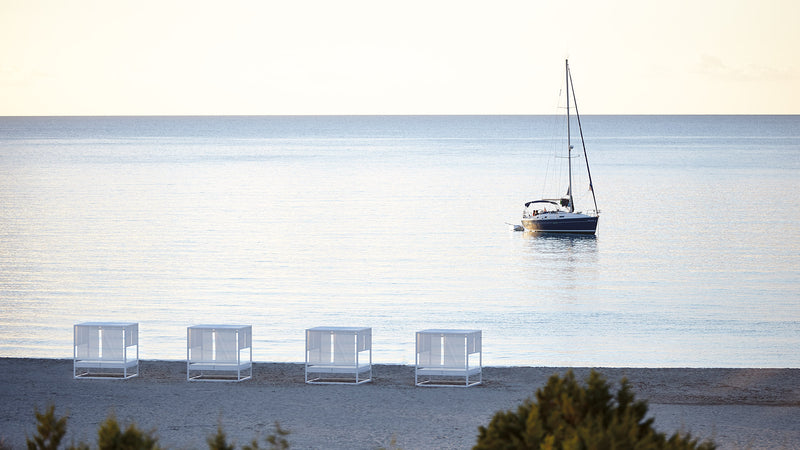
[521, 231, 598, 256]
[515, 231, 599, 299]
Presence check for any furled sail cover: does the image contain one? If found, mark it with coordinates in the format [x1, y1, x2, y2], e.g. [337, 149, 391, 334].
[525, 200, 561, 208]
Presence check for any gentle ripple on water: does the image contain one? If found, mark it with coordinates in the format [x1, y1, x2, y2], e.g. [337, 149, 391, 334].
[1, 115, 799, 367]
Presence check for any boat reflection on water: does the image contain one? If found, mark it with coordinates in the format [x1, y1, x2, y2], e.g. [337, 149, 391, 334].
[521, 230, 597, 253]
[518, 231, 599, 285]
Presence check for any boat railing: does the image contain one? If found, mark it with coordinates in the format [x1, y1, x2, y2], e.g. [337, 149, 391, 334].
[524, 209, 561, 218]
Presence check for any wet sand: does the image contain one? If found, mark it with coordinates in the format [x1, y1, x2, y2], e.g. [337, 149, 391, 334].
[1, 359, 798, 449]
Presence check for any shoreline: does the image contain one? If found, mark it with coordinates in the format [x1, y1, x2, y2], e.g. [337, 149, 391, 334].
[1, 358, 798, 448]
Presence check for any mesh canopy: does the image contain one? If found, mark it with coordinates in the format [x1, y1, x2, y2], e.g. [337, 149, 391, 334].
[416, 333, 438, 366]
[467, 333, 481, 354]
[357, 331, 370, 352]
[186, 325, 252, 382]
[188, 325, 251, 363]
[74, 325, 97, 359]
[74, 323, 137, 360]
[306, 327, 371, 366]
[216, 328, 238, 362]
[443, 334, 466, 367]
[126, 325, 138, 348]
[238, 327, 251, 349]
[73, 322, 139, 379]
[188, 328, 214, 361]
[416, 330, 482, 368]
[306, 329, 330, 364]
[334, 333, 356, 365]
[305, 327, 372, 384]
[415, 329, 482, 387]
[102, 328, 123, 360]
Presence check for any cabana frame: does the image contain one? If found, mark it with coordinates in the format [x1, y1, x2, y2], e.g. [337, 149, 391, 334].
[305, 326, 372, 384]
[187, 325, 252, 382]
[73, 322, 139, 380]
[415, 329, 482, 387]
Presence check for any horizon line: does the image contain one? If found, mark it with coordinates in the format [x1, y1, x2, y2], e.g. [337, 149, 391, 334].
[2, 113, 799, 118]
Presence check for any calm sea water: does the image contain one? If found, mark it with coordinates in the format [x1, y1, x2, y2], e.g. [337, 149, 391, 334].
[1, 115, 798, 367]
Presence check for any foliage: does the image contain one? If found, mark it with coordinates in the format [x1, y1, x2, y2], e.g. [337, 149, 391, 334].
[377, 435, 401, 450]
[241, 422, 290, 450]
[23, 405, 295, 450]
[474, 370, 716, 450]
[207, 423, 235, 450]
[263, 422, 290, 450]
[96, 414, 161, 450]
[26, 404, 68, 450]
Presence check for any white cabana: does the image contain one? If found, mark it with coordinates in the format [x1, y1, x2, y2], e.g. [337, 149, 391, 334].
[305, 326, 372, 384]
[187, 325, 252, 382]
[73, 322, 139, 379]
[415, 329, 482, 387]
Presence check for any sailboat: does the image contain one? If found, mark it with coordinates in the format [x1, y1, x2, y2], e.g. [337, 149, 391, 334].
[521, 60, 599, 234]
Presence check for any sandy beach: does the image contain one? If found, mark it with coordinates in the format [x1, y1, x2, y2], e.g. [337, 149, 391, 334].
[1, 359, 798, 449]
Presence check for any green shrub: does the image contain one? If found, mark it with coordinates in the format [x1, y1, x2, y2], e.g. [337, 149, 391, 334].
[474, 370, 716, 450]
[207, 423, 235, 450]
[26, 404, 68, 450]
[241, 422, 290, 450]
[24, 405, 294, 450]
[96, 414, 161, 450]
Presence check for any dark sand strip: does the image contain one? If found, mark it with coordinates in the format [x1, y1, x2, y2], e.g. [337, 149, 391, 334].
[1, 359, 798, 449]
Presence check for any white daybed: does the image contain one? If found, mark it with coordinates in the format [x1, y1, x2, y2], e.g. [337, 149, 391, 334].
[73, 322, 139, 380]
[305, 326, 372, 384]
[415, 329, 482, 387]
[187, 325, 252, 382]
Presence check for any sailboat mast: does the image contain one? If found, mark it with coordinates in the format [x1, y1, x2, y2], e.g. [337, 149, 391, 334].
[566, 59, 574, 213]
[567, 61, 599, 214]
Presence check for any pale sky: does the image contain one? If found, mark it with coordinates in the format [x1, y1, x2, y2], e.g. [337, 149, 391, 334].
[1, 0, 798, 115]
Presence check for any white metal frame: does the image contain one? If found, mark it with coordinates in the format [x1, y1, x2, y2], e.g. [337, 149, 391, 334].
[73, 322, 139, 380]
[305, 327, 372, 384]
[415, 329, 482, 387]
[187, 325, 252, 382]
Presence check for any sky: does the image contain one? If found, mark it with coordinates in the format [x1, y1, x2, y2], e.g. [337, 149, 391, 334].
[1, 0, 798, 115]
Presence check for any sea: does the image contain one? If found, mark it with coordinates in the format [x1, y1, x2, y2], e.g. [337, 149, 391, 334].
[1, 115, 798, 367]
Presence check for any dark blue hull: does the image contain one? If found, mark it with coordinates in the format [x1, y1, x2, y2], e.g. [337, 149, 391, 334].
[521, 216, 598, 234]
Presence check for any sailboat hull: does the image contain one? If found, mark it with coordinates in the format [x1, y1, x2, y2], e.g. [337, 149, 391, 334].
[521, 215, 598, 234]
[520, 60, 600, 236]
